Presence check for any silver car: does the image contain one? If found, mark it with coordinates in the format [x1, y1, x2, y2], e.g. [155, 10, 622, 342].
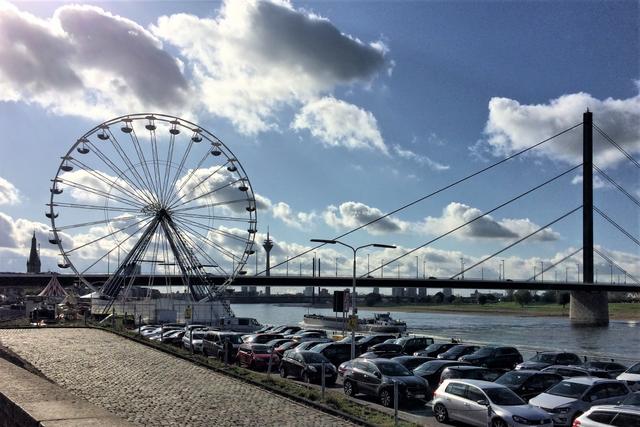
[529, 377, 630, 427]
[573, 404, 640, 426]
[432, 379, 552, 427]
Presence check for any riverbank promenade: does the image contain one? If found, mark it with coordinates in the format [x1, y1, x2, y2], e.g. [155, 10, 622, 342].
[0, 329, 352, 427]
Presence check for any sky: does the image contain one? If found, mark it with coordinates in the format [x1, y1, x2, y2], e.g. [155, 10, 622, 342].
[0, 0, 638, 294]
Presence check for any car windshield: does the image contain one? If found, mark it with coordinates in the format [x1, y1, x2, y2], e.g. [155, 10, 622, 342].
[472, 347, 495, 357]
[423, 344, 442, 352]
[530, 353, 556, 363]
[623, 392, 640, 405]
[485, 388, 526, 406]
[546, 381, 589, 398]
[414, 361, 442, 375]
[496, 372, 530, 386]
[377, 362, 412, 376]
[192, 332, 205, 339]
[626, 363, 640, 374]
[223, 335, 243, 344]
[302, 353, 329, 363]
[252, 345, 271, 354]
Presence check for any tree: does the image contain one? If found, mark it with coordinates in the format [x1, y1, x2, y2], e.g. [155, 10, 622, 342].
[541, 290, 556, 304]
[478, 294, 488, 305]
[514, 290, 533, 307]
[433, 292, 444, 304]
[365, 292, 382, 307]
[557, 292, 570, 308]
[446, 294, 456, 304]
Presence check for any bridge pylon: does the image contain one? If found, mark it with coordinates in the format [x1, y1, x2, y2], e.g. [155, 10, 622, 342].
[569, 110, 609, 326]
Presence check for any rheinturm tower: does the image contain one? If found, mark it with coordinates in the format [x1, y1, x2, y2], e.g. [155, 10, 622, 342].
[26, 231, 41, 273]
[262, 230, 274, 296]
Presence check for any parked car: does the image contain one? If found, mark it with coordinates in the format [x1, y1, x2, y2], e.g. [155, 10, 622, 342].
[617, 362, 640, 391]
[338, 335, 366, 344]
[242, 333, 284, 344]
[622, 390, 640, 405]
[293, 331, 328, 342]
[573, 404, 640, 427]
[495, 370, 563, 401]
[293, 339, 332, 352]
[311, 342, 352, 368]
[581, 361, 628, 379]
[274, 341, 301, 358]
[542, 365, 610, 379]
[395, 336, 435, 355]
[359, 350, 404, 359]
[439, 365, 504, 385]
[182, 329, 206, 352]
[391, 356, 435, 371]
[414, 343, 460, 358]
[437, 344, 481, 360]
[432, 379, 552, 427]
[342, 358, 431, 407]
[236, 343, 280, 370]
[460, 346, 523, 370]
[369, 343, 404, 354]
[202, 331, 244, 360]
[279, 350, 337, 385]
[515, 352, 583, 371]
[184, 324, 208, 333]
[529, 377, 631, 427]
[412, 360, 470, 388]
[355, 334, 397, 354]
[265, 338, 292, 349]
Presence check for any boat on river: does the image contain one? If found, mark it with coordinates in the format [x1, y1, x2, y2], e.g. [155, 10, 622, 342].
[302, 312, 407, 333]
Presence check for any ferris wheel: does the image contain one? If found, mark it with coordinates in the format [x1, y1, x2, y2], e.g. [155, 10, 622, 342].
[47, 113, 257, 303]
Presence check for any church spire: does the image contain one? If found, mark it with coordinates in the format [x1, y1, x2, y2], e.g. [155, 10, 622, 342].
[27, 230, 41, 273]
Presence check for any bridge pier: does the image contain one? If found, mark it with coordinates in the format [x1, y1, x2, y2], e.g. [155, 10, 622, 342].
[569, 290, 609, 326]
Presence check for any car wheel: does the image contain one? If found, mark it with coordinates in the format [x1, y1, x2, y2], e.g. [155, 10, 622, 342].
[491, 418, 507, 427]
[343, 380, 356, 397]
[433, 403, 448, 423]
[280, 366, 287, 378]
[380, 389, 394, 408]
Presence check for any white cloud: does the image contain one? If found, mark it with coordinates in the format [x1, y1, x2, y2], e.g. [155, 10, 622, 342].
[0, 177, 20, 205]
[323, 201, 408, 235]
[0, 3, 188, 119]
[292, 97, 388, 153]
[152, 0, 387, 135]
[482, 92, 640, 168]
[272, 202, 316, 230]
[420, 202, 560, 242]
[392, 144, 449, 171]
[570, 174, 608, 190]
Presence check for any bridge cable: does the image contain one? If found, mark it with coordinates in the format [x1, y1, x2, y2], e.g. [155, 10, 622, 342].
[593, 247, 640, 285]
[593, 123, 640, 169]
[593, 164, 640, 208]
[524, 247, 583, 282]
[361, 164, 582, 277]
[261, 123, 583, 275]
[449, 206, 582, 280]
[593, 206, 640, 247]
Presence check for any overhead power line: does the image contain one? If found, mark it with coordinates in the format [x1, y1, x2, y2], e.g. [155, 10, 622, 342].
[363, 164, 582, 277]
[261, 122, 583, 275]
[450, 206, 582, 280]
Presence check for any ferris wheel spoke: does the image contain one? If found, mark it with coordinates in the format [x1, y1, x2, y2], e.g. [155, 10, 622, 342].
[54, 215, 141, 231]
[79, 216, 154, 275]
[57, 177, 145, 209]
[167, 146, 218, 207]
[173, 215, 252, 245]
[172, 211, 252, 223]
[128, 127, 160, 204]
[105, 129, 158, 206]
[160, 132, 177, 205]
[170, 198, 250, 214]
[177, 227, 229, 277]
[49, 202, 142, 214]
[164, 136, 194, 208]
[167, 161, 230, 209]
[65, 215, 153, 255]
[169, 178, 243, 210]
[68, 156, 154, 208]
[85, 140, 157, 206]
[148, 129, 164, 204]
[171, 216, 239, 261]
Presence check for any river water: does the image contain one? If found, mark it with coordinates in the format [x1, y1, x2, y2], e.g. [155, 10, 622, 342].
[231, 304, 640, 363]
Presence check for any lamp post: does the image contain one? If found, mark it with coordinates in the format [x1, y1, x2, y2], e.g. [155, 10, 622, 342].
[311, 239, 396, 360]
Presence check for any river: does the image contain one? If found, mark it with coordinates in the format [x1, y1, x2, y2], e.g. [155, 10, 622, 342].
[231, 303, 640, 363]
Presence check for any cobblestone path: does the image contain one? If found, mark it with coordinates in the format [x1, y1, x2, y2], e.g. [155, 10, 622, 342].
[0, 328, 355, 426]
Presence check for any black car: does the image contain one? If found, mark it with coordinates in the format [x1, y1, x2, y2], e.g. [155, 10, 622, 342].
[395, 336, 435, 355]
[495, 370, 563, 400]
[515, 351, 583, 371]
[439, 365, 504, 385]
[369, 343, 404, 353]
[459, 346, 523, 370]
[391, 356, 435, 371]
[414, 343, 459, 358]
[412, 360, 469, 388]
[311, 342, 352, 368]
[202, 331, 244, 360]
[359, 349, 404, 359]
[436, 344, 481, 360]
[582, 361, 628, 378]
[541, 365, 611, 379]
[279, 350, 337, 385]
[342, 359, 431, 407]
[356, 334, 397, 354]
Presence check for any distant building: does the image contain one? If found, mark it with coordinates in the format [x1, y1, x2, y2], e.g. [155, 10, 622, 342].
[262, 230, 274, 296]
[303, 286, 314, 297]
[391, 287, 404, 297]
[443, 288, 452, 298]
[26, 232, 41, 273]
[405, 287, 417, 298]
[418, 287, 427, 297]
[373, 287, 380, 295]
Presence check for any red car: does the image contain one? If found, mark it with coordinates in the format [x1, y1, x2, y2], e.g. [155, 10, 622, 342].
[236, 343, 280, 370]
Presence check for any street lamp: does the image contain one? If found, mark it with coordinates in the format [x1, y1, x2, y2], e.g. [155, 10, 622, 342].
[311, 238, 396, 359]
